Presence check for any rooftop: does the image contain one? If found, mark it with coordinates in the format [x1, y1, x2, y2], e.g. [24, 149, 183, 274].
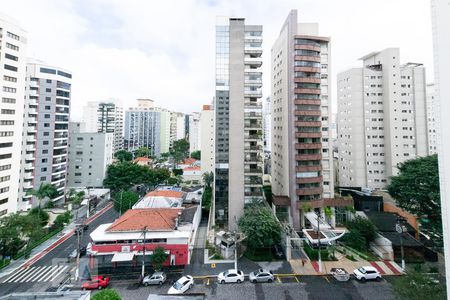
[106, 208, 182, 232]
[145, 190, 185, 199]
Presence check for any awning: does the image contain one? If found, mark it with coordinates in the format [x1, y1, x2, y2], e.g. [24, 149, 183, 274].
[305, 212, 332, 230]
[111, 252, 135, 262]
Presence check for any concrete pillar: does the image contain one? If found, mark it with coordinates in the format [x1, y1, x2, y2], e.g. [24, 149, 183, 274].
[330, 207, 336, 228]
[286, 236, 291, 260]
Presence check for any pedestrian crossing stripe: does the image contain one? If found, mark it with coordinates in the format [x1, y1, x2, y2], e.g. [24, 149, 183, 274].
[2, 265, 68, 283]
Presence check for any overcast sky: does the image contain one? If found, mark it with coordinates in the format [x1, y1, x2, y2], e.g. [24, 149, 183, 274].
[1, 0, 433, 120]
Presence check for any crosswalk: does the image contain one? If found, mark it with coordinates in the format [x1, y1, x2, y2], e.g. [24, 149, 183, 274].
[2, 265, 69, 283]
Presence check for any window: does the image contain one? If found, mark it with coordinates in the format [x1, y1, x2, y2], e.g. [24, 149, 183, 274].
[7, 31, 20, 40]
[42, 149, 48, 154]
[41, 158, 48, 163]
[0, 154, 12, 160]
[75, 173, 82, 176]
[43, 132, 49, 136]
[0, 198, 7, 205]
[0, 142, 12, 148]
[57, 70, 72, 78]
[46, 88, 51, 93]
[2, 97, 15, 104]
[4, 53, 18, 61]
[44, 114, 50, 118]
[0, 209, 7, 217]
[0, 164, 11, 171]
[3, 87, 16, 93]
[40, 67, 56, 74]
[4, 65, 18, 72]
[1, 109, 14, 115]
[40, 176, 46, 181]
[0, 187, 10, 194]
[3, 75, 17, 82]
[6, 43, 19, 51]
[43, 141, 49, 145]
[0, 131, 13, 137]
[0, 176, 9, 183]
[45, 106, 51, 110]
[46, 79, 52, 83]
[45, 97, 51, 101]
[44, 123, 50, 128]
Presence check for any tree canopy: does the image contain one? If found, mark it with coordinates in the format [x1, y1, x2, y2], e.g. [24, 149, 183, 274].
[343, 216, 377, 251]
[392, 270, 446, 300]
[114, 191, 139, 214]
[239, 202, 282, 253]
[191, 150, 201, 160]
[26, 183, 58, 208]
[151, 246, 168, 271]
[91, 289, 122, 300]
[202, 172, 213, 188]
[387, 154, 442, 242]
[170, 139, 189, 165]
[114, 150, 132, 162]
[135, 147, 151, 158]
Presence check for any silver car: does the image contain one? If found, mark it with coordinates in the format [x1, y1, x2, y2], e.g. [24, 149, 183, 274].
[142, 272, 167, 286]
[249, 269, 274, 283]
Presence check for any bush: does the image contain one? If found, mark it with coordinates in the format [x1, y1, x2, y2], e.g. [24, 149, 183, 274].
[28, 208, 50, 226]
[54, 211, 72, 229]
[167, 177, 179, 185]
[92, 289, 122, 300]
[346, 254, 357, 261]
[173, 168, 183, 176]
[303, 243, 330, 261]
[202, 186, 212, 210]
[0, 259, 10, 270]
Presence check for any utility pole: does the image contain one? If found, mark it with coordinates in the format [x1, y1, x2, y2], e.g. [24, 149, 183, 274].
[141, 226, 147, 278]
[75, 226, 81, 281]
[316, 211, 322, 273]
[396, 216, 407, 271]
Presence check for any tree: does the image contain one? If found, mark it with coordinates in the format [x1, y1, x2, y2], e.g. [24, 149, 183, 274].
[114, 191, 139, 213]
[91, 289, 122, 300]
[135, 147, 150, 158]
[26, 183, 58, 212]
[202, 186, 212, 210]
[191, 150, 201, 160]
[392, 270, 446, 300]
[344, 216, 377, 251]
[202, 172, 213, 188]
[28, 207, 50, 227]
[239, 202, 282, 254]
[387, 154, 442, 242]
[170, 139, 189, 166]
[114, 150, 132, 162]
[66, 188, 85, 206]
[262, 185, 272, 205]
[151, 246, 168, 271]
[0, 214, 26, 258]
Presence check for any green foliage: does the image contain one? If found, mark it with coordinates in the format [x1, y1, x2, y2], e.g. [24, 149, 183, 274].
[135, 147, 151, 158]
[91, 289, 122, 300]
[202, 172, 214, 188]
[239, 202, 282, 253]
[387, 154, 442, 243]
[392, 271, 446, 300]
[170, 139, 189, 165]
[303, 243, 331, 261]
[167, 177, 180, 185]
[26, 183, 58, 209]
[151, 246, 168, 271]
[114, 150, 132, 162]
[66, 188, 85, 206]
[0, 259, 10, 270]
[173, 168, 183, 176]
[191, 150, 201, 160]
[114, 191, 139, 213]
[244, 249, 273, 261]
[263, 185, 273, 205]
[342, 229, 367, 251]
[54, 211, 72, 229]
[345, 216, 377, 247]
[28, 208, 50, 227]
[202, 186, 212, 210]
[345, 254, 357, 261]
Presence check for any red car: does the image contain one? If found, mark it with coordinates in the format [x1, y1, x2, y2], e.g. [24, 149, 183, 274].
[82, 276, 110, 290]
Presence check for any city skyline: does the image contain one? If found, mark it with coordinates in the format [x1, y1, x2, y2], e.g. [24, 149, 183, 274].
[0, 0, 433, 120]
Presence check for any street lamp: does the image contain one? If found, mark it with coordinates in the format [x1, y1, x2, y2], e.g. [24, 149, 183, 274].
[396, 216, 407, 271]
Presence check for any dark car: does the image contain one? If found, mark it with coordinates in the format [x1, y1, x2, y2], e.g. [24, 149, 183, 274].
[68, 247, 87, 261]
[272, 244, 285, 259]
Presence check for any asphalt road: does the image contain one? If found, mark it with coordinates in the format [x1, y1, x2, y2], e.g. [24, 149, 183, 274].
[0, 204, 119, 296]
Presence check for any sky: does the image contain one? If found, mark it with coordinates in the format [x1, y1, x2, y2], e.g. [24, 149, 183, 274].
[1, 0, 434, 120]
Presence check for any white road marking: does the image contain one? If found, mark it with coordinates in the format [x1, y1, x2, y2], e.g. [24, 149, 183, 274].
[7, 267, 35, 283]
[3, 268, 29, 283]
[30, 265, 56, 282]
[40, 265, 65, 282]
[49, 266, 68, 282]
[19, 266, 43, 282]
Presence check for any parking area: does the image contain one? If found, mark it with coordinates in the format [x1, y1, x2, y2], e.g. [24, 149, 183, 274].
[103, 274, 396, 300]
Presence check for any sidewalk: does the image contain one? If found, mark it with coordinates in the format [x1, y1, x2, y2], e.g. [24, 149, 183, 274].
[0, 200, 112, 279]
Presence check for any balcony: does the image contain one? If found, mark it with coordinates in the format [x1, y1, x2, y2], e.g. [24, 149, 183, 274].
[24, 163, 34, 170]
[296, 188, 323, 196]
[295, 143, 322, 150]
[244, 112, 263, 119]
[244, 57, 263, 67]
[28, 117, 37, 124]
[244, 90, 263, 98]
[294, 55, 321, 62]
[296, 165, 322, 172]
[244, 47, 263, 55]
[28, 99, 38, 106]
[296, 132, 322, 138]
[244, 134, 262, 141]
[244, 156, 263, 163]
[294, 77, 321, 84]
[244, 145, 263, 152]
[295, 121, 321, 127]
[25, 144, 35, 152]
[296, 175, 323, 184]
[244, 167, 263, 174]
[294, 88, 321, 95]
[295, 154, 322, 161]
[23, 181, 33, 189]
[24, 172, 34, 180]
[244, 191, 263, 197]
[25, 154, 34, 161]
[28, 108, 37, 115]
[294, 110, 321, 116]
[294, 99, 321, 106]
[244, 122, 262, 129]
[294, 66, 320, 73]
[244, 102, 262, 109]
[27, 135, 36, 142]
[244, 179, 263, 186]
[294, 44, 321, 52]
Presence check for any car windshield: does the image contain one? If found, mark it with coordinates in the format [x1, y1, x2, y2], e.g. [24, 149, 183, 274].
[223, 271, 229, 276]
[358, 268, 366, 274]
[173, 281, 183, 290]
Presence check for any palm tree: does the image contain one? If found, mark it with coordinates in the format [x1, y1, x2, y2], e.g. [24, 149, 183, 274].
[202, 172, 214, 188]
[66, 188, 85, 220]
[26, 183, 58, 217]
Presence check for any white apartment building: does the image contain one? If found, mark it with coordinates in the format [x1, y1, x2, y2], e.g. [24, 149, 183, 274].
[67, 122, 113, 188]
[189, 112, 200, 154]
[0, 14, 27, 216]
[200, 104, 214, 176]
[271, 10, 334, 229]
[337, 48, 428, 189]
[214, 17, 264, 230]
[431, 0, 450, 296]
[170, 111, 185, 148]
[426, 83, 438, 154]
[81, 101, 124, 153]
[263, 97, 271, 153]
[18, 61, 72, 210]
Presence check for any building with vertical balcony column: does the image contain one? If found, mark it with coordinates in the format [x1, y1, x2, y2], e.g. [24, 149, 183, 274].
[170, 111, 185, 148]
[214, 17, 263, 230]
[200, 104, 214, 177]
[263, 97, 272, 154]
[18, 60, 72, 210]
[271, 10, 335, 230]
[189, 112, 200, 154]
[0, 14, 27, 216]
[426, 83, 438, 155]
[337, 48, 428, 190]
[82, 101, 124, 154]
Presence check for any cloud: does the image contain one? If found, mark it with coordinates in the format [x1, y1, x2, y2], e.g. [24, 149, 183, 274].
[0, 0, 433, 120]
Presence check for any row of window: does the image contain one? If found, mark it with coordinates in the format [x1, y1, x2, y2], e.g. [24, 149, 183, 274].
[0, 131, 13, 137]
[1, 109, 14, 115]
[3, 87, 16, 93]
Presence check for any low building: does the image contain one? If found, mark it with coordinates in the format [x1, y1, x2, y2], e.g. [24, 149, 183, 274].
[133, 190, 185, 209]
[134, 156, 153, 167]
[88, 206, 201, 267]
[182, 166, 202, 185]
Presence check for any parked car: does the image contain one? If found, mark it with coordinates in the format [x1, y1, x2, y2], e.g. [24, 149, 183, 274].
[217, 269, 245, 284]
[143, 272, 167, 286]
[353, 266, 382, 282]
[68, 247, 87, 261]
[167, 275, 194, 294]
[272, 244, 285, 259]
[82, 276, 110, 290]
[249, 269, 274, 283]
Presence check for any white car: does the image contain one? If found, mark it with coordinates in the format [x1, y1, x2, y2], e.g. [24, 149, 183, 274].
[167, 275, 194, 294]
[217, 269, 245, 284]
[353, 266, 382, 282]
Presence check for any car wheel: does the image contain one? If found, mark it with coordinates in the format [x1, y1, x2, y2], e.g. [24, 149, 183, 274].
[268, 279, 273, 283]
[221, 280, 225, 284]
[252, 279, 257, 283]
[159, 281, 163, 285]
[360, 277, 366, 283]
[237, 279, 241, 283]
[376, 277, 382, 282]
[144, 282, 149, 287]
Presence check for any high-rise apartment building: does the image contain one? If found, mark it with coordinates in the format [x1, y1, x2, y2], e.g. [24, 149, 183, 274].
[337, 48, 428, 190]
[124, 109, 161, 157]
[263, 97, 272, 153]
[66, 122, 113, 188]
[82, 101, 124, 153]
[0, 14, 27, 216]
[271, 10, 334, 229]
[426, 83, 438, 155]
[200, 105, 214, 176]
[189, 112, 200, 154]
[18, 61, 72, 210]
[170, 111, 185, 148]
[214, 17, 263, 230]
[431, 0, 450, 296]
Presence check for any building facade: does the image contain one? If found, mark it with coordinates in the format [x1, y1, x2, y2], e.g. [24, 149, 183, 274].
[81, 101, 124, 154]
[0, 15, 27, 216]
[124, 109, 161, 157]
[66, 122, 113, 188]
[431, 0, 450, 296]
[263, 97, 272, 153]
[271, 10, 334, 229]
[18, 61, 72, 210]
[189, 112, 200, 154]
[200, 104, 215, 177]
[214, 17, 264, 230]
[426, 83, 438, 155]
[170, 111, 185, 148]
[337, 48, 428, 189]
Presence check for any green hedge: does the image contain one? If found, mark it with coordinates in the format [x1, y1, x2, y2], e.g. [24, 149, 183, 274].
[13, 228, 62, 260]
[304, 243, 331, 261]
[0, 259, 10, 270]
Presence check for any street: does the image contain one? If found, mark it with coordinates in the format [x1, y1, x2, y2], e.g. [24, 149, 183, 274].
[0, 204, 119, 296]
[103, 275, 396, 300]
